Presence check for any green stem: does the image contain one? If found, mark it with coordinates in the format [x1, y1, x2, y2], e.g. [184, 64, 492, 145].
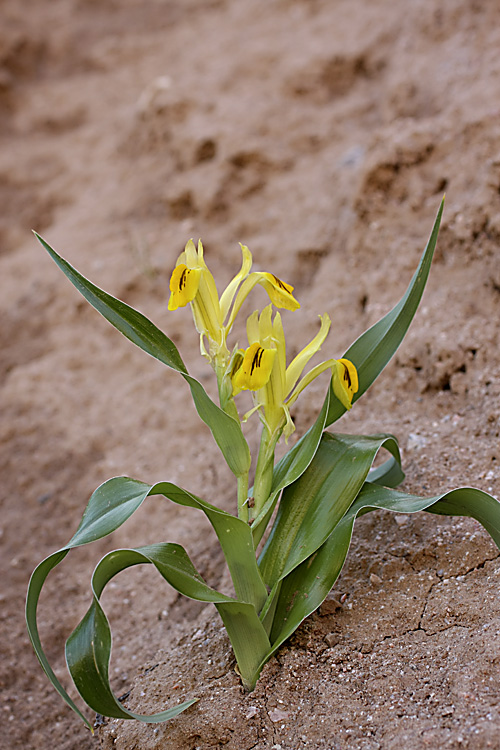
[259, 579, 282, 637]
[214, 360, 251, 521]
[237, 473, 249, 523]
[251, 426, 278, 522]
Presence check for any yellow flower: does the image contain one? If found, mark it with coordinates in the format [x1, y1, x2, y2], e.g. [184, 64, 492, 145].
[231, 305, 358, 439]
[168, 240, 300, 369]
[168, 265, 202, 309]
[332, 358, 359, 410]
[232, 342, 277, 392]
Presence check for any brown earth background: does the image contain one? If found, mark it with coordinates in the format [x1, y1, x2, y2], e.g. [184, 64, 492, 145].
[1, 1, 500, 748]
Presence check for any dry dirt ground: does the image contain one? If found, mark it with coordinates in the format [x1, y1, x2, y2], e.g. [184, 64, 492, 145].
[1, 1, 500, 748]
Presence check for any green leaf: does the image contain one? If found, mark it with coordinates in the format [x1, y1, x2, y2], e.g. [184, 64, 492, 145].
[26, 550, 92, 728]
[69, 476, 267, 610]
[259, 432, 401, 586]
[326, 198, 444, 425]
[66, 544, 269, 717]
[367, 454, 405, 488]
[27, 476, 267, 725]
[34, 233, 250, 477]
[148, 480, 267, 610]
[268, 481, 500, 651]
[252, 388, 331, 547]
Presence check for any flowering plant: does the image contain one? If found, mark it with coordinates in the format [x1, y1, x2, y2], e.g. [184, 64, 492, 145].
[26, 199, 500, 729]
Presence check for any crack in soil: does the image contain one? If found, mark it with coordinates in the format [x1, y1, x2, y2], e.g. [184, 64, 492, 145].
[417, 551, 500, 631]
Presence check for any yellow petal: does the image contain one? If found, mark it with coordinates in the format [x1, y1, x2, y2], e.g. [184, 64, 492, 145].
[232, 342, 276, 392]
[332, 358, 359, 410]
[168, 264, 201, 310]
[272, 311, 287, 396]
[285, 313, 331, 396]
[219, 243, 253, 323]
[286, 358, 337, 408]
[257, 304, 274, 347]
[182, 239, 198, 268]
[246, 310, 260, 345]
[256, 272, 300, 311]
[226, 269, 300, 330]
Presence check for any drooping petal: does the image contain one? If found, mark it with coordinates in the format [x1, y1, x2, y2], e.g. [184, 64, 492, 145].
[286, 358, 337, 408]
[219, 244, 253, 323]
[226, 269, 300, 330]
[282, 403, 296, 441]
[232, 342, 276, 392]
[332, 358, 359, 410]
[285, 313, 331, 395]
[168, 264, 201, 310]
[255, 272, 300, 311]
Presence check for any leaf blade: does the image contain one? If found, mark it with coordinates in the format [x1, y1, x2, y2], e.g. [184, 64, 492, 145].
[259, 432, 401, 586]
[326, 198, 444, 425]
[252, 388, 331, 546]
[26, 475, 267, 725]
[66, 544, 269, 716]
[34, 233, 250, 477]
[268, 481, 500, 651]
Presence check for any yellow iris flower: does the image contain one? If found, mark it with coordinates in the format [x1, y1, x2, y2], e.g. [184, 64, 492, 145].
[231, 305, 358, 439]
[168, 239, 299, 369]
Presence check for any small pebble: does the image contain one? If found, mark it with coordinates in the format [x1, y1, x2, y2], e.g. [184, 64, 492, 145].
[394, 515, 409, 526]
[269, 708, 289, 722]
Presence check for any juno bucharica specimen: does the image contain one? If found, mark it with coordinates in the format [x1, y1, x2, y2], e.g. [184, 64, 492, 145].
[26, 199, 500, 729]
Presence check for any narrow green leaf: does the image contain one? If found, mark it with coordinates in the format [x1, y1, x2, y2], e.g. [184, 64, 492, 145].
[26, 551, 92, 729]
[367, 454, 405, 488]
[69, 476, 266, 609]
[27, 476, 267, 725]
[66, 544, 269, 716]
[252, 388, 331, 547]
[215, 602, 271, 690]
[148, 481, 267, 610]
[34, 233, 250, 477]
[326, 198, 444, 425]
[268, 481, 500, 652]
[259, 432, 401, 586]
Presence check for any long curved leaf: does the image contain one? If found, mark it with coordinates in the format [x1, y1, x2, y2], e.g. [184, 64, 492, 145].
[66, 544, 269, 718]
[27, 476, 267, 725]
[259, 432, 402, 586]
[34, 233, 250, 478]
[367, 454, 405, 487]
[268, 481, 500, 650]
[326, 198, 444, 425]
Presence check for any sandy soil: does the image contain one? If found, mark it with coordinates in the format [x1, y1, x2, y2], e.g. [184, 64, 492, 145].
[1, 1, 500, 748]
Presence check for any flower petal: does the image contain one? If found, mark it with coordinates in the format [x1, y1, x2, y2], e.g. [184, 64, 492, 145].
[219, 243, 253, 323]
[285, 313, 331, 395]
[232, 342, 276, 392]
[226, 269, 300, 330]
[246, 310, 260, 345]
[255, 272, 300, 311]
[332, 358, 359, 410]
[286, 358, 337, 408]
[168, 264, 201, 310]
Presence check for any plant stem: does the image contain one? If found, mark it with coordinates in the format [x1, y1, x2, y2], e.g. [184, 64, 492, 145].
[251, 426, 278, 522]
[237, 473, 249, 523]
